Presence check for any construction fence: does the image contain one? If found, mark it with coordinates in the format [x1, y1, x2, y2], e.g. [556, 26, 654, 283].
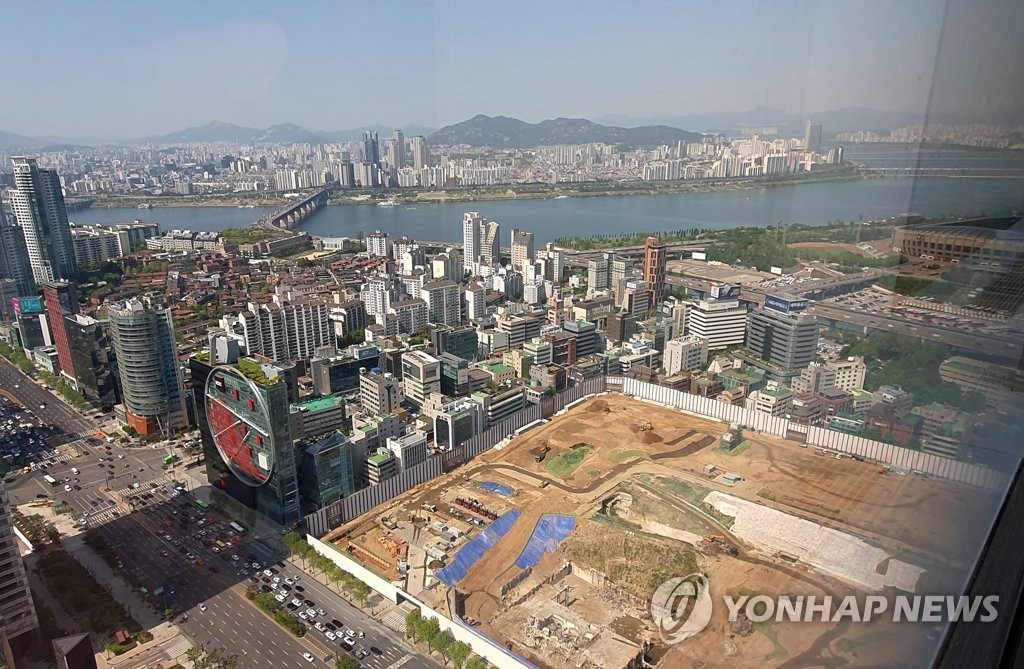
[617, 377, 1011, 490]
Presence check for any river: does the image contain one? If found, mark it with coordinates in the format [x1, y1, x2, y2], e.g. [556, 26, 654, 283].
[68, 148, 1024, 245]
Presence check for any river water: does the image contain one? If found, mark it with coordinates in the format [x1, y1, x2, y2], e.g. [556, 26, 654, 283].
[68, 148, 1024, 245]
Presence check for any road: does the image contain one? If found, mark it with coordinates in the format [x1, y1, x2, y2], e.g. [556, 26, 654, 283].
[0, 356, 438, 668]
[0, 356, 95, 440]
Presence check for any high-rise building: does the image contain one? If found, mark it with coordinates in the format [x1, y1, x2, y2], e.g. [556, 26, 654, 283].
[827, 356, 867, 390]
[235, 300, 333, 363]
[745, 297, 819, 376]
[588, 253, 612, 297]
[387, 298, 429, 334]
[642, 236, 667, 309]
[363, 131, 380, 167]
[191, 358, 300, 524]
[432, 324, 478, 362]
[64, 315, 119, 410]
[297, 430, 356, 513]
[402, 350, 441, 408]
[481, 221, 501, 266]
[359, 369, 403, 416]
[9, 157, 77, 283]
[387, 430, 428, 473]
[410, 135, 429, 170]
[109, 298, 187, 436]
[664, 334, 709, 375]
[686, 298, 747, 350]
[421, 279, 461, 326]
[462, 212, 481, 274]
[510, 229, 535, 271]
[366, 230, 389, 257]
[611, 256, 632, 303]
[0, 197, 34, 297]
[804, 120, 823, 153]
[71, 225, 130, 265]
[0, 487, 39, 656]
[42, 281, 77, 381]
[392, 129, 406, 170]
[464, 281, 486, 321]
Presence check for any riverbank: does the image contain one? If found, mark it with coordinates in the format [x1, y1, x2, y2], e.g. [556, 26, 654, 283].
[85, 166, 869, 210]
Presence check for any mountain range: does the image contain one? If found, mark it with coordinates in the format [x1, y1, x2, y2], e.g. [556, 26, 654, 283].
[593, 107, 985, 137]
[426, 115, 703, 148]
[1, 107, 1015, 150]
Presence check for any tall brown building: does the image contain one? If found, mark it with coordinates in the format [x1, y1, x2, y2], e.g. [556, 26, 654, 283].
[642, 236, 667, 308]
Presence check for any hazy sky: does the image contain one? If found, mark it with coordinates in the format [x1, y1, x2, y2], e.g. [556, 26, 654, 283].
[1, 0, 1020, 140]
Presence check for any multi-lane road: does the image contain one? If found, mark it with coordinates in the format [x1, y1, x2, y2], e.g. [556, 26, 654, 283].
[1, 357, 438, 668]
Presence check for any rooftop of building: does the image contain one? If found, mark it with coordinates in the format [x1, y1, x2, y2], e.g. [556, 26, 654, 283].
[367, 452, 393, 465]
[291, 394, 345, 414]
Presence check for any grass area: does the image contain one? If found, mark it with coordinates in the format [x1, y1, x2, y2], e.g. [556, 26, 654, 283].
[611, 449, 647, 463]
[644, 475, 711, 507]
[218, 227, 292, 244]
[563, 518, 698, 599]
[36, 548, 139, 635]
[585, 469, 601, 478]
[713, 439, 752, 456]
[624, 485, 713, 536]
[544, 444, 593, 477]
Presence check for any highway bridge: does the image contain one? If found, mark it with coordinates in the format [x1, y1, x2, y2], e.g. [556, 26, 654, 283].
[253, 184, 336, 231]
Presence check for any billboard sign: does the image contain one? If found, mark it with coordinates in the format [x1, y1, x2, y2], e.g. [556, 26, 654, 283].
[691, 251, 707, 261]
[710, 283, 741, 300]
[17, 297, 44, 314]
[764, 294, 808, 314]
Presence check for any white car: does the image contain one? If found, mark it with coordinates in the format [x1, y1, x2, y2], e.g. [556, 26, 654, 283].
[275, 593, 286, 603]
[314, 621, 325, 631]
[272, 576, 281, 584]
[317, 608, 326, 617]
[291, 598, 303, 607]
[298, 611, 309, 620]
[306, 608, 316, 618]
[302, 653, 315, 663]
[198, 603, 207, 612]
[284, 577, 296, 586]
[325, 631, 337, 641]
[263, 569, 273, 577]
[63, 484, 71, 492]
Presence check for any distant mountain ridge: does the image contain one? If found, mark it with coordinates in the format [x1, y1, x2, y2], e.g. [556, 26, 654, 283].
[134, 121, 437, 145]
[0, 129, 47, 151]
[428, 115, 703, 148]
[594, 107, 985, 137]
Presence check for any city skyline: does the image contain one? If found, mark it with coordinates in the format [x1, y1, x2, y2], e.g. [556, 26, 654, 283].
[1, 1, 1021, 140]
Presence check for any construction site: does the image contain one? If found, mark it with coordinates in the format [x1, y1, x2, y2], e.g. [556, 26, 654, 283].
[321, 394, 999, 668]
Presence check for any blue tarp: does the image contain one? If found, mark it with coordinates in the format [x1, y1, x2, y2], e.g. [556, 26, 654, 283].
[479, 481, 515, 497]
[436, 510, 521, 586]
[514, 514, 576, 570]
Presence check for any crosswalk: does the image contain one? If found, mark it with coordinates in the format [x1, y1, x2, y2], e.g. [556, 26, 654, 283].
[111, 477, 169, 498]
[84, 505, 123, 524]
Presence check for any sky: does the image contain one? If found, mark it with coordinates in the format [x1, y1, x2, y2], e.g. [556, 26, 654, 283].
[0, 0, 1021, 140]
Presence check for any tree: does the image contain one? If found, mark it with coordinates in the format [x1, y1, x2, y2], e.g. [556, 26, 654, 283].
[449, 641, 472, 669]
[406, 610, 422, 640]
[422, 617, 442, 652]
[184, 645, 238, 669]
[465, 657, 489, 669]
[336, 658, 359, 669]
[351, 580, 371, 606]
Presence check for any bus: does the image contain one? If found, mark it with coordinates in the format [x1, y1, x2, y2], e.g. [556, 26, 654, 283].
[43, 474, 57, 486]
[163, 454, 177, 466]
[229, 521, 246, 535]
[194, 500, 209, 511]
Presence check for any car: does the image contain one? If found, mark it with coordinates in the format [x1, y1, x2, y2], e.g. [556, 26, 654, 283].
[340, 640, 354, 652]
[304, 599, 315, 608]
[284, 577, 296, 586]
[286, 602, 299, 610]
[306, 608, 316, 618]
[260, 584, 272, 593]
[298, 611, 309, 620]
[291, 598, 303, 607]
[314, 621, 325, 631]
[302, 653, 315, 663]
[198, 602, 207, 612]
[316, 608, 326, 617]
[272, 576, 281, 583]
[325, 623, 337, 632]
[295, 585, 305, 593]
[39, 404, 45, 409]
[344, 629, 356, 638]
[331, 619, 343, 628]
[63, 484, 71, 492]
[325, 631, 337, 641]
[370, 647, 382, 656]
[275, 593, 287, 603]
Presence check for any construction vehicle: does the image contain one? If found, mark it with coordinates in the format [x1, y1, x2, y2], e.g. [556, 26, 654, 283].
[532, 443, 550, 463]
[704, 534, 739, 556]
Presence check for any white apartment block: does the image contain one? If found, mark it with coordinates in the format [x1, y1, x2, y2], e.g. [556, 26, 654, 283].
[421, 279, 461, 326]
[686, 298, 748, 350]
[827, 356, 867, 390]
[664, 335, 709, 375]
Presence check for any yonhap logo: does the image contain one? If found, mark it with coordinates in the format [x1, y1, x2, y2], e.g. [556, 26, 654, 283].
[650, 574, 713, 644]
